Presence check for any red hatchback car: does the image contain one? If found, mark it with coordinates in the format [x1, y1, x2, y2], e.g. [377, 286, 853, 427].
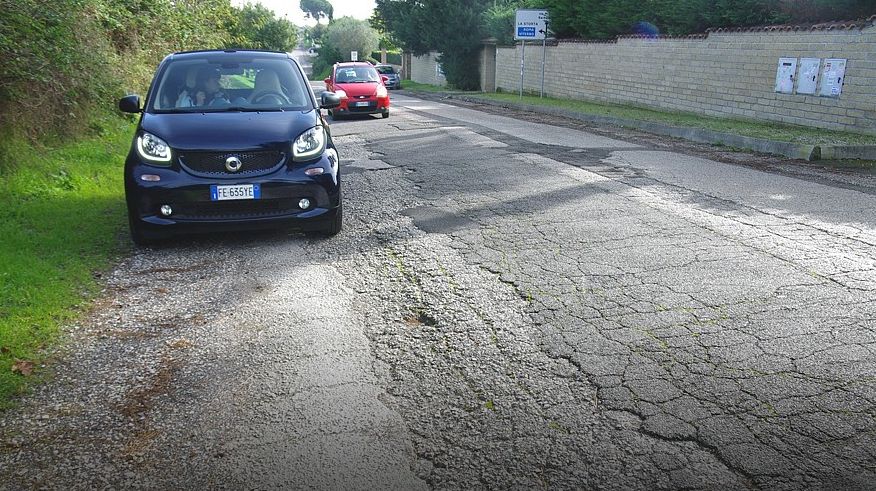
[323, 62, 390, 119]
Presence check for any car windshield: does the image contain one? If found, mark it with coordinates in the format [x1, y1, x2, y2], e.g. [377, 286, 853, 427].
[335, 66, 380, 83]
[375, 66, 396, 75]
[150, 56, 312, 113]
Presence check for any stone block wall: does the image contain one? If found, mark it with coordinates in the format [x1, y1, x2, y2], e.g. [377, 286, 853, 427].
[494, 25, 876, 134]
[410, 52, 447, 87]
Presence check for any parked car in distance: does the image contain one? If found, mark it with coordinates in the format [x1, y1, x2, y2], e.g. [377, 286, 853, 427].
[118, 49, 344, 245]
[375, 64, 401, 89]
[323, 62, 390, 120]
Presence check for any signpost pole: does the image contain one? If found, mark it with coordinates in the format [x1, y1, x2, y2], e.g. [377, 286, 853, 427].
[515, 9, 549, 99]
[540, 33, 546, 98]
[520, 40, 525, 98]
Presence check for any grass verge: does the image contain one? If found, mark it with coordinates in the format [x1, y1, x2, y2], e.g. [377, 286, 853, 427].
[400, 81, 876, 147]
[0, 118, 133, 407]
[477, 93, 876, 146]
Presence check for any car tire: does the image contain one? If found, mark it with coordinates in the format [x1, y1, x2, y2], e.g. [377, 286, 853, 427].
[331, 111, 343, 121]
[128, 212, 158, 246]
[317, 203, 343, 237]
[382, 111, 390, 119]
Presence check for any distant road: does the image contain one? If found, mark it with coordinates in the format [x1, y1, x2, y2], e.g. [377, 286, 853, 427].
[290, 48, 314, 77]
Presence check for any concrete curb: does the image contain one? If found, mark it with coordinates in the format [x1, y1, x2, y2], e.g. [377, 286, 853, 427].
[402, 90, 875, 162]
[819, 145, 876, 160]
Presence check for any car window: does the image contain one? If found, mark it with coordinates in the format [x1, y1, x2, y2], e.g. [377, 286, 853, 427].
[150, 57, 311, 113]
[335, 66, 380, 83]
[375, 66, 396, 75]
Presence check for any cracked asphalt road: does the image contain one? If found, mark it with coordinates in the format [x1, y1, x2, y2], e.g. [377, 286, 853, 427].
[1, 91, 874, 490]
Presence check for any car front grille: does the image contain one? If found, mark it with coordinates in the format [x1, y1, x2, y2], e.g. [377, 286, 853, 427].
[172, 199, 300, 220]
[179, 151, 285, 178]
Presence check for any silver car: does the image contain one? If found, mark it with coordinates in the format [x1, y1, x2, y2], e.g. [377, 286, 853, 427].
[375, 64, 401, 90]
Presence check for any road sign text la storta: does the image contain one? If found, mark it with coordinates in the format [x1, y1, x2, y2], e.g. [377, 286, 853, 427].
[515, 9, 549, 41]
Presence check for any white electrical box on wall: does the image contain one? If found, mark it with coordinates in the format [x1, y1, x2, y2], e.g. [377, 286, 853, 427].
[775, 57, 797, 94]
[820, 59, 847, 98]
[796, 58, 820, 95]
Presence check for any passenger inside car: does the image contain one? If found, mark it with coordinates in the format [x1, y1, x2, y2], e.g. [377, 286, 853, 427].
[193, 67, 229, 106]
[174, 67, 199, 108]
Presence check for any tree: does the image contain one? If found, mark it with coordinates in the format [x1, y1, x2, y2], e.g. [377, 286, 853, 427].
[323, 16, 379, 62]
[373, 0, 492, 90]
[483, 1, 527, 46]
[231, 3, 297, 52]
[300, 0, 334, 24]
[777, 0, 876, 23]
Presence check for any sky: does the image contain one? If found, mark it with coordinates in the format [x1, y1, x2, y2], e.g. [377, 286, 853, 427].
[233, 0, 377, 26]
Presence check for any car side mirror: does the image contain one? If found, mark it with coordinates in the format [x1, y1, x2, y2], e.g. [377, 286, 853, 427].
[320, 92, 341, 109]
[323, 77, 331, 86]
[118, 95, 142, 113]
[381, 76, 389, 85]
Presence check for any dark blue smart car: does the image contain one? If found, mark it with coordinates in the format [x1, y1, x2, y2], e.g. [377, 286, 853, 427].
[118, 49, 343, 244]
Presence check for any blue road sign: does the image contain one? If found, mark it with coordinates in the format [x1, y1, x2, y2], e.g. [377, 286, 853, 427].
[517, 26, 537, 38]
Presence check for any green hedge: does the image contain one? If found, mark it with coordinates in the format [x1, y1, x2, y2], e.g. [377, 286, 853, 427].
[0, 0, 236, 166]
[370, 51, 403, 65]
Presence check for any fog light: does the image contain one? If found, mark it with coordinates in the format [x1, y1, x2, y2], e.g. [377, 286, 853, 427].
[305, 167, 325, 176]
[298, 198, 311, 210]
[140, 174, 161, 182]
[160, 205, 173, 216]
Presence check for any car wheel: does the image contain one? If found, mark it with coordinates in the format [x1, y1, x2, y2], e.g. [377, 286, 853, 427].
[128, 211, 158, 246]
[316, 202, 342, 237]
[382, 111, 390, 119]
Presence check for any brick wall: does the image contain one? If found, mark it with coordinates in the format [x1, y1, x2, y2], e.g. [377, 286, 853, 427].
[493, 25, 876, 134]
[410, 52, 447, 87]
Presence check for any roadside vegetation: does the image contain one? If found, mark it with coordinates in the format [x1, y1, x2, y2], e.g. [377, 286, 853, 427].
[0, 0, 296, 403]
[0, 119, 134, 405]
[308, 14, 383, 78]
[481, 93, 876, 146]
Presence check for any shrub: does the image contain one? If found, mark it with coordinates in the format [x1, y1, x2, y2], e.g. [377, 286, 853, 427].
[0, 0, 290, 166]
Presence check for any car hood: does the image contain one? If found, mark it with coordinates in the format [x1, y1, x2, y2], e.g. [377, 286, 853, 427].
[140, 110, 320, 152]
[336, 82, 381, 98]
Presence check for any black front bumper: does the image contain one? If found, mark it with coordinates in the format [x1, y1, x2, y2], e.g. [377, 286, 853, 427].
[126, 151, 341, 238]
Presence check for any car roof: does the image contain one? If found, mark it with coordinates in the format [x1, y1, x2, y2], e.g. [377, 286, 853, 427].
[336, 62, 373, 68]
[167, 49, 292, 61]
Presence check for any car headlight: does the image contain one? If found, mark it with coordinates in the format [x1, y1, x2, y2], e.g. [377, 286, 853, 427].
[335, 89, 347, 99]
[293, 125, 326, 162]
[376, 86, 388, 98]
[136, 132, 172, 164]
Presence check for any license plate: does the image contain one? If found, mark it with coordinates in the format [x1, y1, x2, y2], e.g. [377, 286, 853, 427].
[355, 101, 370, 107]
[210, 184, 260, 201]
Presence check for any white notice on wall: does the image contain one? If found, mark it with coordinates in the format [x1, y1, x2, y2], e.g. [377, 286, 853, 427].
[820, 58, 847, 98]
[774, 57, 797, 94]
[796, 58, 820, 95]
[350, 51, 358, 62]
